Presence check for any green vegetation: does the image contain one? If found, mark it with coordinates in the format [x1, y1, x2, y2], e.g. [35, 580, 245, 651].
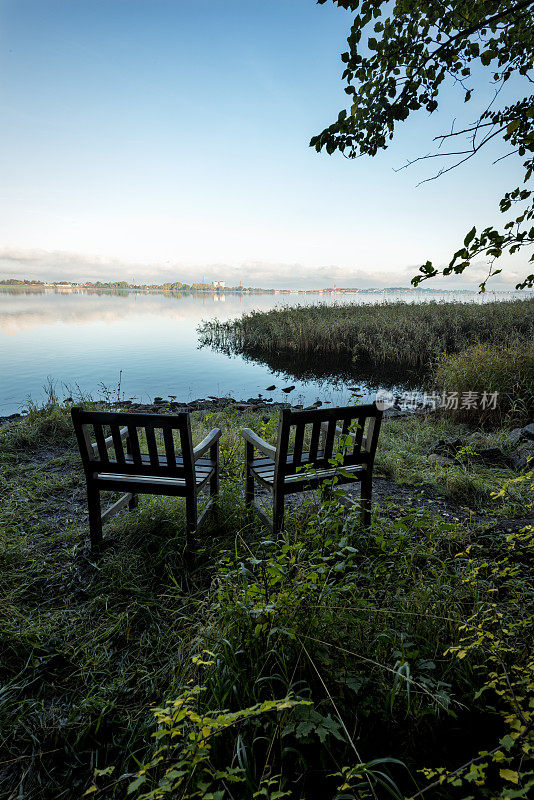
[0, 278, 45, 286]
[200, 299, 533, 424]
[1, 400, 533, 799]
[199, 297, 534, 368]
[312, 1, 534, 291]
[376, 414, 530, 512]
[434, 341, 534, 425]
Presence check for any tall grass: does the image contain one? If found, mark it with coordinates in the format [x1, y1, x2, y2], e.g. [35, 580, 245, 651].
[199, 298, 534, 369]
[434, 341, 534, 425]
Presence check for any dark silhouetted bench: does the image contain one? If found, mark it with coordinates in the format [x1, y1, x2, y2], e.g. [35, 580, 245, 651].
[71, 407, 221, 551]
[242, 403, 382, 533]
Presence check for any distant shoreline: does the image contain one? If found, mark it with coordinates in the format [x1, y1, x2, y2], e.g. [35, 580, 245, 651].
[0, 281, 526, 296]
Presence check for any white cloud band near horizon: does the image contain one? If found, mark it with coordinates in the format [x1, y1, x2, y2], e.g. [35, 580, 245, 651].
[0, 246, 528, 291]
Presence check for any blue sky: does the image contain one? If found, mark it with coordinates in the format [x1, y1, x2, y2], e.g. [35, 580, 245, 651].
[0, 0, 529, 288]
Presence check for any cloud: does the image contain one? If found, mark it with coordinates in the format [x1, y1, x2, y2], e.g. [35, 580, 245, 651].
[0, 246, 526, 290]
[0, 247, 140, 283]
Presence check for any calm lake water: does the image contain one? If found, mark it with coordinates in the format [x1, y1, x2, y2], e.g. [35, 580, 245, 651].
[0, 287, 522, 415]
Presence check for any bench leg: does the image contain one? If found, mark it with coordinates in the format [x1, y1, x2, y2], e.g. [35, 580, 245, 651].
[273, 490, 285, 535]
[125, 437, 138, 508]
[245, 441, 254, 507]
[87, 482, 103, 551]
[186, 494, 197, 545]
[361, 474, 372, 528]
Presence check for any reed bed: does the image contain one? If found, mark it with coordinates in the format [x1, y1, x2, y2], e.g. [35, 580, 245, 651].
[199, 298, 534, 369]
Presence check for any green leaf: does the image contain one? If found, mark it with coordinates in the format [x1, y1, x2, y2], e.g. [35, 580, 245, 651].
[463, 226, 476, 248]
[500, 768, 519, 784]
[296, 719, 316, 739]
[127, 776, 146, 794]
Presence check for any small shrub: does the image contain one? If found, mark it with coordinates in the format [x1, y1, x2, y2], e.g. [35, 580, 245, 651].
[2, 402, 74, 448]
[434, 342, 534, 425]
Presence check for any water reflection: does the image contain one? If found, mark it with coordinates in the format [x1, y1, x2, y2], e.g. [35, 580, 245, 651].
[0, 287, 524, 414]
[0, 288, 241, 332]
[218, 347, 423, 391]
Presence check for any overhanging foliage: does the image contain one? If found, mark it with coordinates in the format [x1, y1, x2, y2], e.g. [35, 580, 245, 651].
[311, 0, 534, 290]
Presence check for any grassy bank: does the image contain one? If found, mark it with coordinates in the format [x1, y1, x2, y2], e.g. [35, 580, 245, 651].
[1, 402, 533, 799]
[198, 298, 534, 369]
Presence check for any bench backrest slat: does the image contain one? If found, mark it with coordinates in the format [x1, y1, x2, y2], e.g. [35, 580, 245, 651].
[352, 415, 365, 455]
[308, 420, 321, 462]
[145, 425, 159, 467]
[110, 424, 126, 464]
[178, 421, 195, 490]
[93, 423, 109, 463]
[292, 422, 305, 470]
[365, 415, 381, 460]
[127, 424, 143, 466]
[71, 407, 195, 479]
[163, 427, 177, 470]
[323, 418, 337, 463]
[274, 404, 382, 484]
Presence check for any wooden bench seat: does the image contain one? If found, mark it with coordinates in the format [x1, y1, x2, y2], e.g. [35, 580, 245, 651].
[249, 455, 364, 487]
[95, 469, 214, 490]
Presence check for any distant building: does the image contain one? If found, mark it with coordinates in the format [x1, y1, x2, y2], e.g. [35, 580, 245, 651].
[192, 280, 225, 291]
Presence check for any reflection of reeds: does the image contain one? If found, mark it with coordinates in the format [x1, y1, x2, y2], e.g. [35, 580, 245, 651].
[224, 347, 422, 391]
[199, 299, 534, 369]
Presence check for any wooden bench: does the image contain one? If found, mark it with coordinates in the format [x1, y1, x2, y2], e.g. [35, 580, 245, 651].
[71, 407, 221, 551]
[242, 403, 383, 533]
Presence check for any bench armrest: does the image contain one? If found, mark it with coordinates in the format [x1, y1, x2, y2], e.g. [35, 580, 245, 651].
[241, 428, 277, 460]
[91, 426, 128, 457]
[193, 428, 221, 461]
